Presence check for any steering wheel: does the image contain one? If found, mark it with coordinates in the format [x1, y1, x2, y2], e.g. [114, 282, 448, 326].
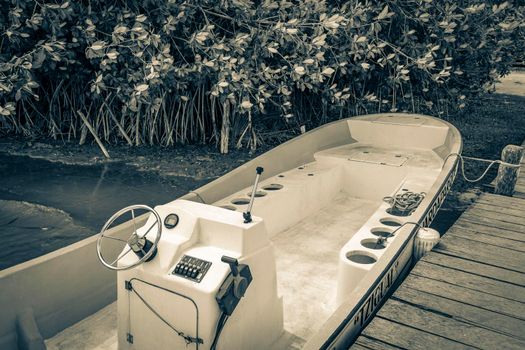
[97, 204, 162, 271]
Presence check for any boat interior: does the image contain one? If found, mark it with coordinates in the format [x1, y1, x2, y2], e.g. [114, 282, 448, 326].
[46, 114, 460, 349]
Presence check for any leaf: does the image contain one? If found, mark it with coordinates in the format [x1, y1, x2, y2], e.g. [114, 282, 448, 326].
[356, 36, 367, 43]
[294, 66, 306, 75]
[91, 41, 105, 51]
[361, 62, 370, 70]
[377, 5, 389, 20]
[135, 84, 148, 92]
[321, 67, 335, 76]
[324, 21, 339, 29]
[268, 47, 278, 53]
[312, 34, 327, 47]
[114, 26, 128, 34]
[136, 14, 147, 23]
[0, 107, 10, 116]
[241, 100, 253, 109]
[218, 81, 229, 87]
[204, 61, 215, 67]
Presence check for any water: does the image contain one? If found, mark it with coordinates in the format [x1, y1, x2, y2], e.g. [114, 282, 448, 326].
[0, 153, 207, 270]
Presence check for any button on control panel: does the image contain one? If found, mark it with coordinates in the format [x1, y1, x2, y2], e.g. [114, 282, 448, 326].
[172, 255, 212, 283]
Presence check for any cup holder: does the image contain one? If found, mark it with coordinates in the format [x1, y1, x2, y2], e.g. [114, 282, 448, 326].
[245, 190, 267, 197]
[220, 205, 237, 211]
[371, 227, 394, 238]
[278, 175, 285, 178]
[262, 184, 283, 191]
[346, 251, 377, 264]
[231, 198, 251, 205]
[361, 238, 386, 250]
[379, 218, 401, 227]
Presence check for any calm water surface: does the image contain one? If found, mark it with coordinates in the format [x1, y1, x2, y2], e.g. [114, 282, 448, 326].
[0, 153, 206, 270]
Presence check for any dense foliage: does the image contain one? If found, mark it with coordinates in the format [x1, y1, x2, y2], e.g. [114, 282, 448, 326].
[1, 0, 524, 152]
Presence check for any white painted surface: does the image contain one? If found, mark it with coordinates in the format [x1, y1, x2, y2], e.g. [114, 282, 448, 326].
[44, 113, 462, 350]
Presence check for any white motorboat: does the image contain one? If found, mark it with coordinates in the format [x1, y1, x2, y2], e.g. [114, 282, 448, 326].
[2, 113, 462, 350]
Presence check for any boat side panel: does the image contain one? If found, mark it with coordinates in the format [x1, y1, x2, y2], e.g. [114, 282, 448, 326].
[0, 216, 147, 350]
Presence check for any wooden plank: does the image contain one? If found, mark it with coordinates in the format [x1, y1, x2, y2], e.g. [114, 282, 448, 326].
[360, 316, 473, 350]
[434, 235, 525, 272]
[471, 202, 525, 219]
[349, 344, 372, 350]
[377, 299, 525, 350]
[447, 225, 525, 251]
[452, 220, 525, 243]
[457, 215, 525, 236]
[354, 336, 402, 350]
[463, 205, 525, 225]
[514, 191, 525, 199]
[393, 286, 525, 339]
[475, 193, 525, 210]
[402, 274, 525, 320]
[461, 210, 525, 232]
[411, 260, 525, 302]
[421, 252, 525, 286]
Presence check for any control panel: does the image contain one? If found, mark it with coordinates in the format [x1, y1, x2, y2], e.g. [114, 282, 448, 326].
[172, 255, 212, 283]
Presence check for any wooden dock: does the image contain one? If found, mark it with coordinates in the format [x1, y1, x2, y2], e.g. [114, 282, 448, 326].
[351, 148, 525, 349]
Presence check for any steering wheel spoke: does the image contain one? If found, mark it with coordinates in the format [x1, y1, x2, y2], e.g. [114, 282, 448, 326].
[101, 235, 127, 243]
[96, 205, 162, 271]
[109, 247, 133, 267]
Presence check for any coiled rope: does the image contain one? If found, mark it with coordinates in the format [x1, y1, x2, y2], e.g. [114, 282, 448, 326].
[444, 153, 521, 183]
[383, 191, 426, 216]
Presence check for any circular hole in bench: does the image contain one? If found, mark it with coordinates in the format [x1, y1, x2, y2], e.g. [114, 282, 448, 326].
[220, 205, 237, 211]
[361, 238, 386, 250]
[371, 227, 394, 238]
[263, 184, 283, 191]
[298, 167, 304, 170]
[245, 190, 267, 198]
[379, 218, 401, 227]
[308, 173, 314, 176]
[278, 174, 285, 178]
[231, 198, 251, 205]
[346, 251, 377, 264]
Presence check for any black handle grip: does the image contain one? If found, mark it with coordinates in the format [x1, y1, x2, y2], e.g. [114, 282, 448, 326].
[221, 255, 239, 276]
[221, 256, 238, 265]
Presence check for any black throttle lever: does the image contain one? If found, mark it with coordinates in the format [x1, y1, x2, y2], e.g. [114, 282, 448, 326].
[216, 256, 253, 315]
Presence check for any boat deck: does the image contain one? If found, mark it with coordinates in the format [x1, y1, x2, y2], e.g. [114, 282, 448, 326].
[351, 191, 525, 349]
[46, 195, 380, 349]
[273, 194, 378, 345]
